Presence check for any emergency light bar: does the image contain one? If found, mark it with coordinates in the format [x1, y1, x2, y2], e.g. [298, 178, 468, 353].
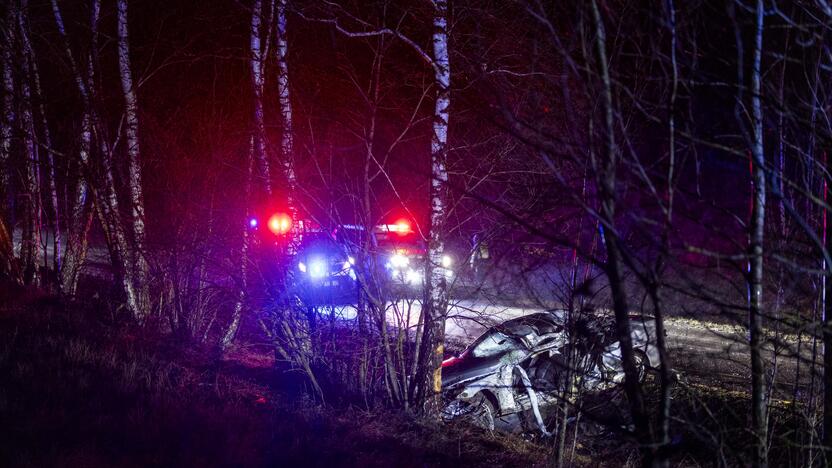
[267, 213, 292, 235]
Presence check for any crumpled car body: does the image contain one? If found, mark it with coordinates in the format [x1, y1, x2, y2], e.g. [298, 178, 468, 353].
[440, 311, 661, 428]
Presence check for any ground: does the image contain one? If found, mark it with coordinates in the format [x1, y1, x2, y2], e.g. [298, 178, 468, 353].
[0, 285, 817, 466]
[0, 290, 544, 467]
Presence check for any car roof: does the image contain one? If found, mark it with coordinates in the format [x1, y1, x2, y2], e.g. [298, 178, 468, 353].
[497, 312, 561, 333]
[297, 233, 347, 257]
[471, 313, 563, 350]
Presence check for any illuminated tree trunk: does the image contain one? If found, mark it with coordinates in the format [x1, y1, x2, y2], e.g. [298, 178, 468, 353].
[250, 0, 271, 195]
[308, 12, 452, 407]
[51, 0, 93, 295]
[81, 0, 139, 320]
[65, 0, 140, 321]
[99, 124, 140, 320]
[421, 0, 451, 415]
[18, 0, 43, 286]
[52, 0, 140, 319]
[276, 0, 295, 204]
[748, 2, 768, 466]
[118, 0, 149, 319]
[20, 0, 61, 279]
[1, 3, 16, 230]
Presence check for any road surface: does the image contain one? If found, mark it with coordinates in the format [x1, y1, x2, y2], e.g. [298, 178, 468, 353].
[327, 298, 814, 392]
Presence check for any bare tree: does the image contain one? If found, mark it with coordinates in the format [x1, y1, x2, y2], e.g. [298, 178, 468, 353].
[276, 0, 295, 204]
[420, 0, 451, 415]
[586, 1, 654, 464]
[117, 0, 150, 316]
[17, 0, 42, 286]
[222, 141, 255, 350]
[1, 2, 16, 231]
[50, 0, 144, 320]
[745, 1, 768, 466]
[50, 0, 93, 295]
[301, 0, 454, 413]
[19, 4, 61, 279]
[251, 0, 271, 196]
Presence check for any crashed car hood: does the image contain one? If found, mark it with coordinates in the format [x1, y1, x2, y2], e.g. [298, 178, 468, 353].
[441, 353, 503, 389]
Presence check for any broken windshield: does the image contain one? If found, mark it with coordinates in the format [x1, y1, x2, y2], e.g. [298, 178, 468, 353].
[470, 331, 520, 358]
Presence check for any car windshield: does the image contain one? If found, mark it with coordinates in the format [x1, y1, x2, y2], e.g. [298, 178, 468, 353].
[470, 331, 518, 358]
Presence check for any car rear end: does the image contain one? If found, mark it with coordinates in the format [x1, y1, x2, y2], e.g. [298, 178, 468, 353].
[293, 234, 358, 306]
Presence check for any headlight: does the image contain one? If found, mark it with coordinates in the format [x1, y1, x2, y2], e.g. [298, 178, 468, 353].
[441, 254, 452, 268]
[298, 262, 306, 272]
[390, 253, 409, 268]
[308, 258, 327, 278]
[406, 268, 423, 284]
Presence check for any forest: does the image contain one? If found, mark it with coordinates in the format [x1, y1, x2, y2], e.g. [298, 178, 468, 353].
[1, 1, 832, 467]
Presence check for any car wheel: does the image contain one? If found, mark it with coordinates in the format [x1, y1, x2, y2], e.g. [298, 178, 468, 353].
[531, 358, 567, 392]
[443, 393, 496, 431]
[468, 393, 497, 431]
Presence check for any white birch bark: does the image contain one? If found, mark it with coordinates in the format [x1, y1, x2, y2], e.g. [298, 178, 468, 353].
[85, 0, 140, 321]
[53, 0, 139, 317]
[20, 1, 61, 276]
[1, 2, 17, 228]
[276, 0, 295, 202]
[17, 0, 43, 286]
[51, 0, 93, 294]
[99, 142, 141, 320]
[424, 0, 451, 413]
[317, 1, 454, 410]
[251, 0, 271, 195]
[118, 0, 149, 315]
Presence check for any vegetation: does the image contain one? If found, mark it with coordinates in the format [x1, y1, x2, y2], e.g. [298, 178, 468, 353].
[3, 0, 832, 466]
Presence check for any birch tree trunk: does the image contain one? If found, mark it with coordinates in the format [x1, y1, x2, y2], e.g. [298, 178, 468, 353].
[117, 0, 149, 318]
[421, 0, 451, 415]
[51, 0, 93, 295]
[276, 0, 295, 204]
[748, 2, 768, 466]
[1, 2, 16, 230]
[222, 140, 255, 351]
[250, 0, 271, 195]
[20, 0, 61, 279]
[82, 0, 142, 322]
[18, 0, 43, 286]
[54, 0, 140, 319]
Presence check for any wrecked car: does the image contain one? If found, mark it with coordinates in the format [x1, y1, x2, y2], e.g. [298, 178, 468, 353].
[440, 311, 660, 432]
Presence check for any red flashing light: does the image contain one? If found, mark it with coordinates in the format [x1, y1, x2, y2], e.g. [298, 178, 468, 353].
[389, 219, 412, 235]
[267, 213, 292, 235]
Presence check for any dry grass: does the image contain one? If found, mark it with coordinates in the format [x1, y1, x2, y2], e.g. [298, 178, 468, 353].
[3, 288, 814, 467]
[0, 292, 546, 467]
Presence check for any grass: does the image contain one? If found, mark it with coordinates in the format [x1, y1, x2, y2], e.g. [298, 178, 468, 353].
[0, 290, 545, 467]
[1, 285, 818, 467]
